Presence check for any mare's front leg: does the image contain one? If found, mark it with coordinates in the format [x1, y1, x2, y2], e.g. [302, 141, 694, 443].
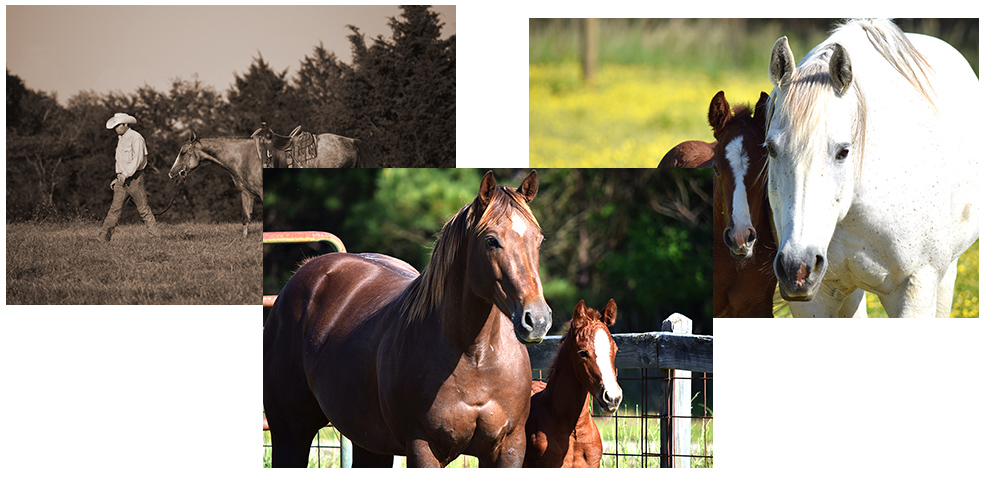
[405, 438, 445, 468]
[478, 426, 527, 468]
[880, 266, 949, 318]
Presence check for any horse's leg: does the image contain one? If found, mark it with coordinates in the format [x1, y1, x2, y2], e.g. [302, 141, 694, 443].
[405, 438, 445, 468]
[266, 407, 328, 468]
[880, 267, 942, 318]
[935, 260, 959, 318]
[240, 190, 253, 237]
[479, 427, 527, 468]
[351, 444, 395, 468]
[837, 289, 868, 318]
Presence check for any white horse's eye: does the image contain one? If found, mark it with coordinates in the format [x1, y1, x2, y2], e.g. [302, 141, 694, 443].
[835, 146, 850, 161]
[765, 143, 777, 158]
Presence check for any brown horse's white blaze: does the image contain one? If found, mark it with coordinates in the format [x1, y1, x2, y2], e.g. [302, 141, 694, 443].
[591, 321, 623, 412]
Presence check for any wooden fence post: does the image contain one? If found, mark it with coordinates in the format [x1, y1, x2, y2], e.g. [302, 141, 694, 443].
[662, 313, 692, 468]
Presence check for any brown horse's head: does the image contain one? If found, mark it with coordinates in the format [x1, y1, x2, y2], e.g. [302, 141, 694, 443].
[709, 90, 770, 259]
[567, 299, 622, 413]
[168, 133, 204, 183]
[468, 170, 551, 344]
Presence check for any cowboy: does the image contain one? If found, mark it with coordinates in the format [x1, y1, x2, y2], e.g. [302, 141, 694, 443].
[98, 113, 159, 241]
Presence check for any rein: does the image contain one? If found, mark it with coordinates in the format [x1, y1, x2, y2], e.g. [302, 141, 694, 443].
[154, 177, 184, 216]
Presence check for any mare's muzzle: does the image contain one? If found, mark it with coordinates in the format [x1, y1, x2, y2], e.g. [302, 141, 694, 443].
[774, 244, 826, 301]
[512, 300, 551, 345]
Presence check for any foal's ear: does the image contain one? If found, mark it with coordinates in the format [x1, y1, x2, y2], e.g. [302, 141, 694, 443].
[829, 43, 853, 97]
[753, 91, 769, 126]
[518, 170, 539, 203]
[602, 298, 617, 327]
[478, 170, 497, 206]
[708, 90, 730, 135]
[769, 36, 796, 90]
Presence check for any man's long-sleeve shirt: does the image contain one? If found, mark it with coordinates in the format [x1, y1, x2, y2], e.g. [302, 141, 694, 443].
[115, 128, 147, 178]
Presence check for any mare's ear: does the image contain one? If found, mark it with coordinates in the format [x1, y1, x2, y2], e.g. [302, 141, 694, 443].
[478, 170, 497, 206]
[602, 299, 617, 327]
[518, 170, 539, 203]
[769, 36, 796, 90]
[707, 90, 730, 135]
[829, 43, 853, 97]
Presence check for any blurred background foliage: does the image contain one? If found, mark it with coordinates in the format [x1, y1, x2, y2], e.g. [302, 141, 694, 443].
[6, 6, 455, 225]
[263, 168, 713, 335]
[529, 18, 978, 169]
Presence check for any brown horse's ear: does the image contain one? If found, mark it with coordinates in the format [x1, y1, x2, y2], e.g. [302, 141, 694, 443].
[571, 299, 588, 328]
[518, 170, 539, 203]
[478, 170, 496, 206]
[707, 90, 730, 137]
[188, 131, 197, 142]
[602, 298, 617, 327]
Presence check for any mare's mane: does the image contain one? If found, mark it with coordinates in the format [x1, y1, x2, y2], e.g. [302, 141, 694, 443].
[401, 184, 539, 326]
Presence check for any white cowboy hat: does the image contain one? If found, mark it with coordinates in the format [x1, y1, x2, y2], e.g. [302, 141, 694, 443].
[106, 112, 137, 129]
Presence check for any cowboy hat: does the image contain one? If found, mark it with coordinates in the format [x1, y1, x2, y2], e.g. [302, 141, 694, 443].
[106, 113, 137, 129]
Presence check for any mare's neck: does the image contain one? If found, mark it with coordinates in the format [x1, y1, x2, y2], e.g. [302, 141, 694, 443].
[201, 139, 246, 176]
[438, 270, 505, 362]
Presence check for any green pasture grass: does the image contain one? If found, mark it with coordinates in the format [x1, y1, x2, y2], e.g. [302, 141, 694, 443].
[530, 62, 771, 170]
[6, 220, 261, 305]
[773, 239, 979, 318]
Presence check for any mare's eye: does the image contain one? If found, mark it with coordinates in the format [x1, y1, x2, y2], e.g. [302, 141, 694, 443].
[485, 236, 501, 249]
[577, 349, 591, 359]
[765, 143, 777, 158]
[835, 146, 850, 162]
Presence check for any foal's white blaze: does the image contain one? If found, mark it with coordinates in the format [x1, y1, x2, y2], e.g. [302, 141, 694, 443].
[593, 326, 621, 400]
[510, 212, 527, 237]
[724, 136, 754, 248]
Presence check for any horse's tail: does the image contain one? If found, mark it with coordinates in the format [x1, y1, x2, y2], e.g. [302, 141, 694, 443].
[352, 139, 376, 168]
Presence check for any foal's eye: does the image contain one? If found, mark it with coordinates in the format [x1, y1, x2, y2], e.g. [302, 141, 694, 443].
[485, 236, 501, 249]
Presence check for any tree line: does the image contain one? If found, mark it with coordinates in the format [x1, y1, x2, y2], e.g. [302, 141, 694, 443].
[6, 6, 456, 224]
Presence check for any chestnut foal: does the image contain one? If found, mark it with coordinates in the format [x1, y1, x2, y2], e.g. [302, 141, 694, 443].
[524, 299, 622, 467]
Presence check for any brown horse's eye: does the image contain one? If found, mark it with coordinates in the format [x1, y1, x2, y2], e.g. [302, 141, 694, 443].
[485, 236, 501, 249]
[577, 349, 590, 359]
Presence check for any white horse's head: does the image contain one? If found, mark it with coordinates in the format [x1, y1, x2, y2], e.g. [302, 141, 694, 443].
[765, 36, 866, 301]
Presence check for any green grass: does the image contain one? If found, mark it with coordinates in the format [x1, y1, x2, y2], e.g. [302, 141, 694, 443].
[6, 220, 262, 304]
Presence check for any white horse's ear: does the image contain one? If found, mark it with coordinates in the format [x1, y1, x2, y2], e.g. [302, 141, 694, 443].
[769, 36, 796, 90]
[829, 43, 853, 97]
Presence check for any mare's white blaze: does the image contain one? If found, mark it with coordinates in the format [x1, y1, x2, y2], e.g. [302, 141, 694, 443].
[593, 327, 621, 398]
[511, 212, 527, 237]
[725, 136, 753, 247]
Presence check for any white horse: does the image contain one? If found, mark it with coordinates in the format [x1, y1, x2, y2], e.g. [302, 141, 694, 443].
[765, 19, 978, 317]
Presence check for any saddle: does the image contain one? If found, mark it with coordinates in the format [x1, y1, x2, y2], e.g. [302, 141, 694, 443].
[251, 122, 318, 168]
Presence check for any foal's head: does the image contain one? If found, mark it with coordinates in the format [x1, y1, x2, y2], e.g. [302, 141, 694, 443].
[567, 299, 622, 413]
[709, 90, 769, 259]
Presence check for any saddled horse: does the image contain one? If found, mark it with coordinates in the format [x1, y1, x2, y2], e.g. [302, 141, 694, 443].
[167, 134, 262, 237]
[524, 299, 622, 468]
[765, 19, 978, 317]
[253, 124, 374, 168]
[709, 91, 778, 317]
[658, 139, 716, 169]
[263, 170, 552, 467]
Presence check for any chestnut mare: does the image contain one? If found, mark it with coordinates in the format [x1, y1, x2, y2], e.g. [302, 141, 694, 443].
[709, 91, 777, 317]
[263, 171, 553, 467]
[524, 299, 622, 468]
